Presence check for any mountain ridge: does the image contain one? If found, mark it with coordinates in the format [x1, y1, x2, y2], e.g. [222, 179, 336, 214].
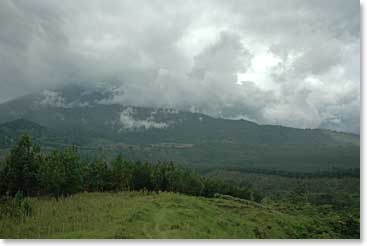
[0, 85, 359, 172]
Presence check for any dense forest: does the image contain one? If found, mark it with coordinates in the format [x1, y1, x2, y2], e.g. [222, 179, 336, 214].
[0, 134, 260, 201]
[0, 134, 360, 239]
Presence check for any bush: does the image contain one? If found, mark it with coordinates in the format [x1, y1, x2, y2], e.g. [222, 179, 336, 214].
[0, 191, 33, 220]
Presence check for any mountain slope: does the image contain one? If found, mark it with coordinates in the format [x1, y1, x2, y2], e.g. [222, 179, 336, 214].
[0, 119, 56, 148]
[0, 85, 359, 171]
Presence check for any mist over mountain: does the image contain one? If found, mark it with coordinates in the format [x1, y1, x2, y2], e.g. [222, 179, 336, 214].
[0, 84, 359, 172]
[0, 84, 359, 138]
[0, 0, 360, 134]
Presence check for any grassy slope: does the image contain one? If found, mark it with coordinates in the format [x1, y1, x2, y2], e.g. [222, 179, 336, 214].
[0, 191, 340, 239]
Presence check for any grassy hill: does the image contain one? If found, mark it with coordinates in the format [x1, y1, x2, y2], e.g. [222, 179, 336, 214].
[0, 191, 355, 239]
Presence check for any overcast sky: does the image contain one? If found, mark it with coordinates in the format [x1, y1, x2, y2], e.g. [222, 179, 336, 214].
[0, 0, 360, 133]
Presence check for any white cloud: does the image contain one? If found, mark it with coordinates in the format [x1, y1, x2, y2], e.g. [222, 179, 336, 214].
[39, 90, 66, 108]
[119, 107, 169, 130]
[0, 0, 360, 133]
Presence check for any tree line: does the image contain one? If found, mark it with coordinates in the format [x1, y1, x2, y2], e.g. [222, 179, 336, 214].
[0, 134, 262, 202]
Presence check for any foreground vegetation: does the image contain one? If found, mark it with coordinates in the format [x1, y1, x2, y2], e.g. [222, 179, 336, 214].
[0, 134, 360, 239]
[0, 192, 359, 239]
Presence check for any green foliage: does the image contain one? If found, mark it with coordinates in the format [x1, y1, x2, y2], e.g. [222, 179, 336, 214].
[0, 134, 41, 196]
[38, 146, 83, 197]
[288, 183, 308, 204]
[307, 192, 355, 209]
[150, 162, 203, 196]
[110, 154, 131, 190]
[337, 215, 360, 239]
[206, 169, 360, 202]
[202, 177, 254, 200]
[0, 136, 259, 201]
[130, 161, 152, 191]
[83, 159, 111, 192]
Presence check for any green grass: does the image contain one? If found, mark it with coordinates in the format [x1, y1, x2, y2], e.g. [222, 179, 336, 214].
[0, 191, 345, 239]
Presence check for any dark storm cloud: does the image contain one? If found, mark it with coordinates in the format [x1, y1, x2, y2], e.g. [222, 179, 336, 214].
[0, 0, 360, 133]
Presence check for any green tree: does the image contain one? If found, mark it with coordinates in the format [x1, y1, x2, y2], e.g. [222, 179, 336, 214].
[130, 161, 152, 191]
[39, 146, 82, 197]
[169, 168, 203, 196]
[110, 155, 133, 191]
[0, 159, 6, 196]
[202, 178, 226, 197]
[151, 162, 175, 192]
[1, 134, 41, 196]
[83, 159, 111, 192]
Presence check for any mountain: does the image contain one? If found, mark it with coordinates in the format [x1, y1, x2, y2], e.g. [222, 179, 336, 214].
[0, 119, 52, 148]
[0, 84, 360, 172]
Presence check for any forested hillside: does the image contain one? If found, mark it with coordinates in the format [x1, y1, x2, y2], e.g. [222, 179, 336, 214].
[0, 86, 360, 172]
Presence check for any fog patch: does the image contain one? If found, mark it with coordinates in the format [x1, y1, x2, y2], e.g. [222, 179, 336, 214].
[38, 89, 92, 108]
[39, 90, 66, 108]
[119, 107, 169, 130]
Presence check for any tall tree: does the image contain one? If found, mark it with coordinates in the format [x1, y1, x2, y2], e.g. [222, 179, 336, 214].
[39, 146, 83, 197]
[0, 134, 41, 196]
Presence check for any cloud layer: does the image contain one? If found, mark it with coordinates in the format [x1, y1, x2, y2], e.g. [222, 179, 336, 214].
[0, 0, 360, 133]
[119, 107, 169, 130]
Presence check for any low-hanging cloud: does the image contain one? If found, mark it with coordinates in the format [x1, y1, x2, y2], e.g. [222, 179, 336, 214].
[0, 0, 360, 133]
[119, 107, 169, 130]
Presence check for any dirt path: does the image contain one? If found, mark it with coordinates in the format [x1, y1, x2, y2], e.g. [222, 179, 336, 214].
[153, 209, 167, 238]
[140, 207, 168, 238]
